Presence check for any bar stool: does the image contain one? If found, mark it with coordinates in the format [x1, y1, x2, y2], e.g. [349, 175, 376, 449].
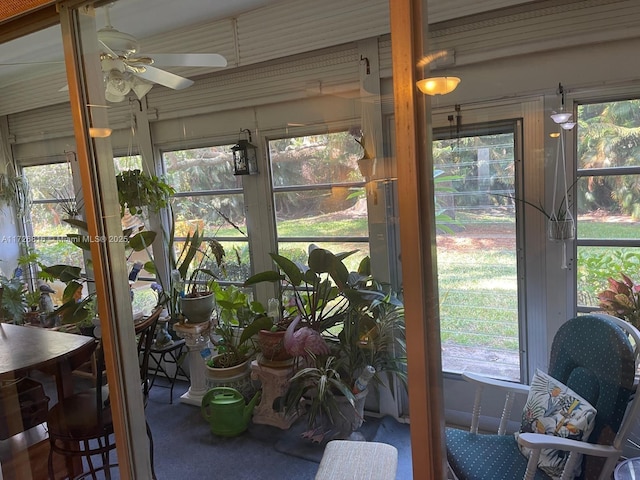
[148, 339, 189, 403]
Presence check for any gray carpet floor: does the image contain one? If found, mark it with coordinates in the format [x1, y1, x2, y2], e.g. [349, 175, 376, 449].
[146, 378, 414, 479]
[31, 371, 413, 479]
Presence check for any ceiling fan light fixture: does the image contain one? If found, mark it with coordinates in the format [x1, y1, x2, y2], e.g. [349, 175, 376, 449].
[416, 76, 460, 95]
[131, 77, 153, 100]
[105, 91, 127, 103]
[105, 69, 131, 97]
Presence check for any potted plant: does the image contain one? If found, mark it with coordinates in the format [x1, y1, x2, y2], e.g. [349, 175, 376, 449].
[24, 290, 41, 325]
[0, 171, 32, 217]
[0, 249, 46, 324]
[202, 283, 271, 401]
[244, 245, 407, 439]
[492, 182, 577, 241]
[51, 186, 83, 220]
[244, 245, 356, 335]
[207, 282, 272, 370]
[282, 287, 407, 440]
[115, 169, 175, 216]
[176, 231, 225, 324]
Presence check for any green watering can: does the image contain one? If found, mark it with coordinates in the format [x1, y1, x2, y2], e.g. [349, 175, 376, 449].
[201, 387, 260, 437]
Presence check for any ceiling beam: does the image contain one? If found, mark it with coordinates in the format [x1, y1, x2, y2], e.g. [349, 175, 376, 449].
[0, 4, 58, 44]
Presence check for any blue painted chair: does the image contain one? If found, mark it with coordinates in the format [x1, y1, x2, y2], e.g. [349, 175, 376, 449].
[446, 314, 640, 480]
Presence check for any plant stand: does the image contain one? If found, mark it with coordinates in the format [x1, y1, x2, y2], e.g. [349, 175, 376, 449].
[173, 321, 211, 406]
[250, 360, 298, 429]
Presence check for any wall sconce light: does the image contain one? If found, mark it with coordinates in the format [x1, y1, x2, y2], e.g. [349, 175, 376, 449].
[416, 76, 461, 96]
[231, 129, 259, 175]
[89, 127, 112, 138]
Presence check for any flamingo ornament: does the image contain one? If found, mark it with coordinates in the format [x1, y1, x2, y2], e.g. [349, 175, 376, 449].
[284, 315, 330, 357]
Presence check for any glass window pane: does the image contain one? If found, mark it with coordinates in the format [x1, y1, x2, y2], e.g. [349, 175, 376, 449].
[114, 155, 143, 173]
[171, 239, 250, 283]
[434, 129, 520, 381]
[270, 133, 366, 187]
[24, 164, 75, 202]
[577, 175, 640, 238]
[577, 246, 640, 308]
[172, 195, 247, 238]
[33, 239, 84, 269]
[164, 146, 239, 192]
[28, 203, 79, 237]
[577, 101, 640, 170]
[274, 188, 368, 238]
[277, 241, 370, 273]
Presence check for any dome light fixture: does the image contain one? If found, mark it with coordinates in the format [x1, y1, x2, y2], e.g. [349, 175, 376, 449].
[550, 83, 575, 130]
[416, 76, 461, 96]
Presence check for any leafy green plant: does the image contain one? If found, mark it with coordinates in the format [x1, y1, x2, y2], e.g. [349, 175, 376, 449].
[205, 281, 271, 367]
[116, 169, 175, 216]
[491, 179, 578, 221]
[24, 290, 41, 311]
[597, 272, 640, 328]
[0, 275, 26, 323]
[40, 264, 95, 325]
[50, 186, 83, 218]
[333, 290, 407, 390]
[0, 173, 32, 217]
[283, 354, 356, 431]
[244, 245, 357, 333]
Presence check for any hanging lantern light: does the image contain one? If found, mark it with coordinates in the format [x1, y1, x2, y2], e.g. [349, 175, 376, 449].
[231, 129, 259, 175]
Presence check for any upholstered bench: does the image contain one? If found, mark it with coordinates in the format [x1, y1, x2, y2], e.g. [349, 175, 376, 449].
[315, 440, 398, 480]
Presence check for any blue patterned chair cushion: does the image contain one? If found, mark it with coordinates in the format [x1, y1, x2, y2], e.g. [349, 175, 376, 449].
[515, 370, 597, 479]
[446, 427, 551, 480]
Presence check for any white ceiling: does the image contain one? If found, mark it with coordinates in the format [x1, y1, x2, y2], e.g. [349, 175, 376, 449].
[0, 0, 535, 91]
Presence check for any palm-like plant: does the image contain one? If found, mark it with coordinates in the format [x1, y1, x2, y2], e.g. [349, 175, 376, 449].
[333, 294, 407, 390]
[283, 354, 356, 432]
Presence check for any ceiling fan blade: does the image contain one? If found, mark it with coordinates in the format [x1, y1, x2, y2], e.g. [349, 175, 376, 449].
[148, 53, 227, 68]
[99, 40, 119, 59]
[135, 65, 194, 90]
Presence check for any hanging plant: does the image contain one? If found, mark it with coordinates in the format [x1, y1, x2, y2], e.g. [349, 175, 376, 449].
[115, 169, 175, 216]
[0, 173, 32, 217]
[51, 186, 84, 219]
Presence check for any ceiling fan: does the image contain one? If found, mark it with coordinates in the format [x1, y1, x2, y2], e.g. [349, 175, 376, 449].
[97, 5, 227, 102]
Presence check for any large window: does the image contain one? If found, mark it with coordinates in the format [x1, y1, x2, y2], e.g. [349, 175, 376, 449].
[163, 145, 250, 283]
[22, 161, 84, 307]
[576, 100, 640, 313]
[433, 123, 522, 381]
[268, 131, 369, 270]
[23, 161, 83, 270]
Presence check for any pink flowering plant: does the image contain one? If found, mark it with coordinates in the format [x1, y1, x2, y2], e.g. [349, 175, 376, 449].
[598, 272, 640, 328]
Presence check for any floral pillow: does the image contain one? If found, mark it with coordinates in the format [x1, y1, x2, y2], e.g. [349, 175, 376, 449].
[515, 369, 597, 479]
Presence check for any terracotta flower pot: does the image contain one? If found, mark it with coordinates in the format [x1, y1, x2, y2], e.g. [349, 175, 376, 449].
[257, 329, 293, 364]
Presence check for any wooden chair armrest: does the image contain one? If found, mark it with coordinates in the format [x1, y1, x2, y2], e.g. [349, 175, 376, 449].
[517, 433, 620, 458]
[462, 372, 530, 434]
[462, 372, 530, 395]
